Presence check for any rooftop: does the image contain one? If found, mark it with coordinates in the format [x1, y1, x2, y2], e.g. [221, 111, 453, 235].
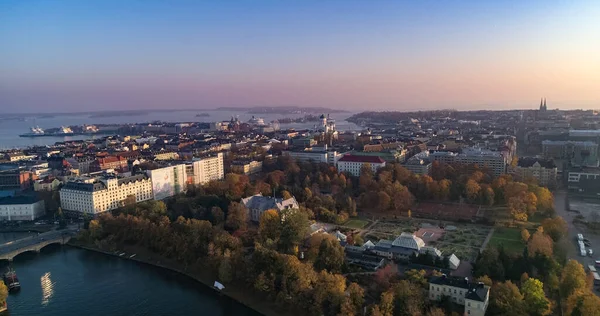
[338, 154, 385, 164]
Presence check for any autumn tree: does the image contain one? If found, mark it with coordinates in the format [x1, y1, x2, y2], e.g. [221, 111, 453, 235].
[209, 206, 224, 226]
[0, 281, 7, 307]
[521, 229, 531, 243]
[277, 209, 309, 254]
[489, 281, 525, 316]
[258, 209, 281, 244]
[374, 263, 397, 290]
[475, 275, 493, 287]
[392, 280, 425, 316]
[541, 217, 568, 242]
[560, 260, 587, 298]
[521, 278, 551, 316]
[465, 179, 481, 202]
[565, 289, 600, 316]
[314, 234, 345, 273]
[425, 307, 445, 316]
[225, 202, 247, 231]
[527, 231, 553, 257]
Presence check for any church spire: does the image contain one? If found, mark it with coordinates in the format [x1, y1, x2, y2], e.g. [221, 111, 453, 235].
[543, 98, 547, 110]
[540, 98, 543, 110]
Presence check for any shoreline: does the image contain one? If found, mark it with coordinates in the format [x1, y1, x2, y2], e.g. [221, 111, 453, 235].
[67, 242, 287, 316]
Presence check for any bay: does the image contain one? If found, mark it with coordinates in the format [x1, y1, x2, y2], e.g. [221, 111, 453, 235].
[3, 245, 261, 316]
[0, 110, 359, 149]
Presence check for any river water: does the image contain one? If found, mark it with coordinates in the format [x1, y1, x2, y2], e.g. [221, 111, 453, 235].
[0, 110, 360, 149]
[3, 245, 260, 316]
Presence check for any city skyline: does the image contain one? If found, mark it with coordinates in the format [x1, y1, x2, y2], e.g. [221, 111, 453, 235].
[2, 0, 600, 113]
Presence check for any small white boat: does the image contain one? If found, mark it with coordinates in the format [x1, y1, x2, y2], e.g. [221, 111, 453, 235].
[213, 281, 225, 291]
[119, 253, 125, 256]
[129, 254, 136, 258]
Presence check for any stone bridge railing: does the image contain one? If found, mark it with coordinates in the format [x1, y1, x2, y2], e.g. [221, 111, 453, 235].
[0, 236, 71, 261]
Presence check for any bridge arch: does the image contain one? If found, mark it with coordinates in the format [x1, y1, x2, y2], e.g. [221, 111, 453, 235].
[39, 240, 65, 251]
[12, 249, 40, 260]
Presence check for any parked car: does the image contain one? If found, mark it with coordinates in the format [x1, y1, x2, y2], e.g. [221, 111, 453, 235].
[589, 249, 594, 257]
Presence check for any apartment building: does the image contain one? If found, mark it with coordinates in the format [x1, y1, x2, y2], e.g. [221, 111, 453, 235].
[146, 164, 186, 200]
[337, 155, 386, 177]
[429, 275, 489, 316]
[187, 153, 224, 185]
[510, 157, 557, 187]
[60, 173, 153, 215]
[231, 160, 263, 175]
[455, 148, 507, 177]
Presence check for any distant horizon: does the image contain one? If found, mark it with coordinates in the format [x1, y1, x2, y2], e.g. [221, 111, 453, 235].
[0, 104, 598, 116]
[2, 1, 599, 113]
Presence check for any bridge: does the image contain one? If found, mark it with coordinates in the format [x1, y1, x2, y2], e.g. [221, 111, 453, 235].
[0, 230, 74, 261]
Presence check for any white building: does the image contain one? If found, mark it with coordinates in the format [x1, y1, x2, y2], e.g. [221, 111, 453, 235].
[337, 155, 386, 176]
[0, 196, 45, 221]
[429, 275, 489, 316]
[284, 147, 344, 165]
[241, 193, 299, 222]
[188, 153, 224, 185]
[146, 164, 186, 200]
[60, 173, 153, 215]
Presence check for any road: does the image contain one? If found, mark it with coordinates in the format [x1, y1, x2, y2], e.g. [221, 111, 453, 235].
[554, 190, 600, 282]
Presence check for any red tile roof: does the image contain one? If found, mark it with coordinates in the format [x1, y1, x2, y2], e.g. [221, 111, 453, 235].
[338, 155, 385, 164]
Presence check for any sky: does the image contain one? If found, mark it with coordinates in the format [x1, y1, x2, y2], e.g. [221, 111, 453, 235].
[1, 0, 599, 113]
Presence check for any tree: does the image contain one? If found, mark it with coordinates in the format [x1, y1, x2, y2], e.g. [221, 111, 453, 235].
[258, 209, 281, 243]
[314, 235, 345, 273]
[0, 281, 7, 307]
[209, 206, 224, 226]
[376, 290, 395, 316]
[281, 190, 293, 200]
[345, 282, 365, 316]
[374, 263, 397, 290]
[277, 209, 309, 254]
[404, 269, 427, 288]
[489, 281, 525, 316]
[426, 308, 445, 316]
[225, 202, 247, 231]
[527, 231, 553, 257]
[566, 289, 600, 316]
[392, 280, 425, 316]
[521, 278, 551, 316]
[541, 217, 568, 242]
[465, 179, 481, 202]
[560, 260, 588, 298]
[88, 219, 103, 240]
[517, 229, 530, 244]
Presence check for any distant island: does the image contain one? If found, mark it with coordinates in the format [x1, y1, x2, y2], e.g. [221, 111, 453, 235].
[89, 111, 149, 118]
[216, 106, 349, 114]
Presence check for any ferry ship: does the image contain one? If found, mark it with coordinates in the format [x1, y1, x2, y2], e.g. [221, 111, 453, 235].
[3, 268, 21, 292]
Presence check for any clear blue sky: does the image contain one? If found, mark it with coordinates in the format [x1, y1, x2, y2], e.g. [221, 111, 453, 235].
[1, 0, 599, 113]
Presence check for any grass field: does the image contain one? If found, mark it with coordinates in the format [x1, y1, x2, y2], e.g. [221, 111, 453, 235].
[487, 227, 525, 254]
[343, 219, 369, 229]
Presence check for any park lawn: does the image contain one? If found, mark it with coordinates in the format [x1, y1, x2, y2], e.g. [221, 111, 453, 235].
[343, 219, 369, 229]
[487, 227, 526, 254]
